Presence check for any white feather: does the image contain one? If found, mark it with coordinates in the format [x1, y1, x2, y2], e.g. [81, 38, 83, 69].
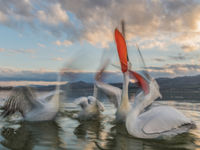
[95, 81, 121, 108]
[126, 79, 194, 139]
[74, 96, 104, 120]
[1, 86, 61, 121]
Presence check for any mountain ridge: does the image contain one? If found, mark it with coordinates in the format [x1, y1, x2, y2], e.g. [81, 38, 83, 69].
[0, 74, 199, 100]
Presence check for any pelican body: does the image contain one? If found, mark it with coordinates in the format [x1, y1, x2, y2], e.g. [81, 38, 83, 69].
[1, 86, 61, 121]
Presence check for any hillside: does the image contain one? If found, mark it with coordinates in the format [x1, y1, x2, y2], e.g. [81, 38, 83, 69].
[0, 75, 200, 101]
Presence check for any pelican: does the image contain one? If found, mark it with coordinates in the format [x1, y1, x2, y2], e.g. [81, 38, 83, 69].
[1, 85, 61, 121]
[73, 96, 104, 120]
[96, 28, 195, 138]
[73, 85, 104, 120]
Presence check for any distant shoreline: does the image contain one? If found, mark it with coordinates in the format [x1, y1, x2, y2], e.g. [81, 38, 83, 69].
[0, 77, 199, 101]
[1, 72, 200, 101]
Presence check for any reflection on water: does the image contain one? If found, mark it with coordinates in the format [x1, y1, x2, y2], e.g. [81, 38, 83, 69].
[1, 121, 65, 150]
[0, 100, 200, 150]
[74, 120, 103, 140]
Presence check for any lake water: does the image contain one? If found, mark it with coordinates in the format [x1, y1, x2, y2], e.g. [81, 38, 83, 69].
[0, 92, 200, 150]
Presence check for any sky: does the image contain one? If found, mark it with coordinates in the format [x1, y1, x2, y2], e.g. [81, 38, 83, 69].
[0, 0, 200, 85]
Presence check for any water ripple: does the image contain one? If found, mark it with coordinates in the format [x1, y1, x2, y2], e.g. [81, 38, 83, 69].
[0, 100, 200, 150]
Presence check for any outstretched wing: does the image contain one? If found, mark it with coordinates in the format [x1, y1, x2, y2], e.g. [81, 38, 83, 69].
[37, 90, 62, 103]
[95, 52, 122, 109]
[96, 81, 121, 108]
[1, 87, 37, 117]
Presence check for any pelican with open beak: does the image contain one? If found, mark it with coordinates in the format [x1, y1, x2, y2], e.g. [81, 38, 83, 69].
[96, 28, 195, 138]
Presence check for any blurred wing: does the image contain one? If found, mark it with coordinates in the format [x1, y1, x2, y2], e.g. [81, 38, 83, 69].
[114, 28, 128, 73]
[96, 81, 121, 108]
[38, 90, 62, 103]
[95, 53, 121, 108]
[140, 106, 192, 134]
[1, 87, 37, 117]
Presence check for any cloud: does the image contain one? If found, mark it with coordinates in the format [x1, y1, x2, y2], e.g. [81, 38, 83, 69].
[0, 48, 5, 52]
[0, 11, 7, 22]
[0, 67, 58, 81]
[169, 53, 188, 61]
[168, 52, 200, 69]
[147, 64, 200, 78]
[0, 0, 200, 49]
[49, 0, 200, 49]
[181, 45, 199, 52]
[0, 0, 34, 30]
[0, 81, 67, 87]
[0, 63, 199, 83]
[174, 32, 200, 52]
[11, 49, 35, 54]
[141, 41, 166, 49]
[135, 39, 168, 50]
[38, 43, 46, 48]
[83, 25, 113, 48]
[54, 40, 72, 47]
[18, 33, 23, 38]
[153, 58, 165, 62]
[51, 57, 63, 61]
[37, 3, 69, 25]
[0, 47, 35, 54]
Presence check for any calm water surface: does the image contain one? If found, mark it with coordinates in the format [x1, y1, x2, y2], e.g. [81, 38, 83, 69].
[0, 92, 200, 150]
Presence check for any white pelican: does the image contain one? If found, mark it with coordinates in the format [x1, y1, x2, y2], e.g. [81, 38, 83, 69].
[1, 85, 61, 121]
[96, 28, 195, 138]
[73, 95, 104, 121]
[73, 82, 104, 121]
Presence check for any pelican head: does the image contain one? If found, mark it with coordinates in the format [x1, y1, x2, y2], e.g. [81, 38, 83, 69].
[74, 96, 104, 120]
[87, 96, 104, 112]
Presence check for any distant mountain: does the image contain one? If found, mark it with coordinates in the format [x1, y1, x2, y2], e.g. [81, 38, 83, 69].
[0, 74, 200, 101]
[157, 75, 200, 89]
[0, 71, 123, 83]
[40, 74, 200, 100]
[156, 75, 200, 100]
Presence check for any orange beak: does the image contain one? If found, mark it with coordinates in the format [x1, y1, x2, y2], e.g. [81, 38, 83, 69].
[129, 70, 149, 95]
[114, 28, 149, 95]
[114, 28, 128, 73]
